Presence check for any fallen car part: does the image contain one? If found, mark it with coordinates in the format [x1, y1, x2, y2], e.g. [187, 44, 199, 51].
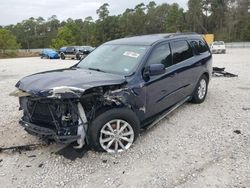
[0, 144, 45, 153]
[233, 130, 241, 134]
[212, 67, 238, 77]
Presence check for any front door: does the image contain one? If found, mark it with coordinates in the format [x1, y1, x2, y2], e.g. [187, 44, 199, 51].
[144, 40, 195, 118]
[144, 42, 183, 118]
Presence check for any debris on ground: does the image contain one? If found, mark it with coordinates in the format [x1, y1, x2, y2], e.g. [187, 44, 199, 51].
[38, 163, 44, 168]
[55, 143, 89, 160]
[212, 67, 238, 77]
[233, 130, 241, 134]
[28, 155, 36, 158]
[102, 159, 108, 163]
[0, 144, 45, 154]
[242, 107, 250, 111]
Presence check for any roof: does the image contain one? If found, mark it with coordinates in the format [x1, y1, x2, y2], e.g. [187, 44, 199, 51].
[105, 33, 202, 46]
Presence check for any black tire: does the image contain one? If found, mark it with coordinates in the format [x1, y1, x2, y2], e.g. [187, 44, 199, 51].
[87, 108, 140, 152]
[60, 53, 65, 60]
[191, 74, 208, 104]
[76, 53, 81, 60]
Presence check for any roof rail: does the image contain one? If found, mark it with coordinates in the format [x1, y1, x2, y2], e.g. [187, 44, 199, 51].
[165, 32, 199, 38]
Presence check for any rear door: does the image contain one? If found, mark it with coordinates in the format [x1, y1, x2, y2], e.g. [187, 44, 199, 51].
[169, 40, 197, 98]
[188, 39, 211, 90]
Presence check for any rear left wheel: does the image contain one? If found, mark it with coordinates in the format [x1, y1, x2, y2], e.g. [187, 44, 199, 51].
[191, 75, 208, 104]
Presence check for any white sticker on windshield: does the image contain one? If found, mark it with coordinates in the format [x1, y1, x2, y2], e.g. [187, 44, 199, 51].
[123, 51, 140, 58]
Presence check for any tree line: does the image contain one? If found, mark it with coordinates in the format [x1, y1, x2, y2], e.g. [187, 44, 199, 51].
[0, 0, 249, 50]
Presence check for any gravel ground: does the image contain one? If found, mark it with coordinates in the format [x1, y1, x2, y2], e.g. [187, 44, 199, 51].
[0, 49, 249, 188]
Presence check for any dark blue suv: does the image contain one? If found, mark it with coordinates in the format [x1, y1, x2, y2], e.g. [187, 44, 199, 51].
[13, 33, 212, 153]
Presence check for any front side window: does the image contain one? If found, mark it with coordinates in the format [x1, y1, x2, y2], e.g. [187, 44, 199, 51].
[146, 43, 172, 68]
[171, 41, 193, 64]
[77, 44, 149, 75]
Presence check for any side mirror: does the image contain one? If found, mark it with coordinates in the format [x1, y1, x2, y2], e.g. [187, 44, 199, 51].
[143, 64, 165, 78]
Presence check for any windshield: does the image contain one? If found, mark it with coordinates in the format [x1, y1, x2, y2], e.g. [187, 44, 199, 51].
[77, 44, 149, 75]
[213, 41, 224, 45]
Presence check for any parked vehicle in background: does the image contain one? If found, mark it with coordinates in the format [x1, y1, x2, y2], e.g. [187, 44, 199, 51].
[12, 33, 212, 153]
[58, 46, 67, 54]
[81, 46, 95, 53]
[59, 46, 94, 60]
[211, 41, 226, 54]
[39, 49, 59, 59]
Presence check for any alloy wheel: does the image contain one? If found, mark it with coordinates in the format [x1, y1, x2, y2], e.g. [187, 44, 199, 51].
[99, 119, 134, 153]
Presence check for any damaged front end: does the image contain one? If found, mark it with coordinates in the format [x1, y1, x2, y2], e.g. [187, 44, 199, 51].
[19, 97, 88, 147]
[11, 67, 131, 148]
[15, 83, 131, 148]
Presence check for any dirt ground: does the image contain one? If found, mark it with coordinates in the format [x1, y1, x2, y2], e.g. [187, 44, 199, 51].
[0, 49, 249, 188]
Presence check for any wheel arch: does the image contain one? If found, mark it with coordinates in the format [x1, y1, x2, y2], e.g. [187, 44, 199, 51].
[203, 72, 210, 82]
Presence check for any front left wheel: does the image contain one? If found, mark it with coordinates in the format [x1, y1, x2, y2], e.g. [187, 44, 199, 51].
[87, 108, 140, 153]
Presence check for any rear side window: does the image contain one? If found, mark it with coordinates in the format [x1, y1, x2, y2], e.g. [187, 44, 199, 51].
[171, 41, 193, 64]
[147, 43, 172, 68]
[190, 40, 208, 54]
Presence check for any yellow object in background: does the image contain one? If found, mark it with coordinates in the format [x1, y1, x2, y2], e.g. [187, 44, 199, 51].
[203, 34, 214, 46]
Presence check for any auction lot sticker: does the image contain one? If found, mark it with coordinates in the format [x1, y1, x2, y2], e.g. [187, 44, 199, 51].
[123, 51, 140, 58]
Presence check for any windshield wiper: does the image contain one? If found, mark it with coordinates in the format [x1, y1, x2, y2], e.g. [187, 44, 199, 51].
[88, 67, 106, 72]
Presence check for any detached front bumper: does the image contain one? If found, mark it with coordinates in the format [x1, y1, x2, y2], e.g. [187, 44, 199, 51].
[19, 119, 80, 144]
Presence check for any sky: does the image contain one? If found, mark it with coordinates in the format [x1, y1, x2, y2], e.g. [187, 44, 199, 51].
[0, 0, 188, 26]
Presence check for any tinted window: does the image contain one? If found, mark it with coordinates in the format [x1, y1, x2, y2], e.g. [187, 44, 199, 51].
[190, 40, 208, 54]
[147, 43, 172, 68]
[171, 41, 193, 64]
[66, 47, 75, 52]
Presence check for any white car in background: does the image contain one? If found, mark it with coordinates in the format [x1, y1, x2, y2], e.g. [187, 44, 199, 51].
[211, 41, 226, 54]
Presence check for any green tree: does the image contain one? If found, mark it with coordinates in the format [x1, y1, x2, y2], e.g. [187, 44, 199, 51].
[145, 3, 169, 33]
[96, 3, 110, 20]
[0, 29, 20, 51]
[165, 3, 185, 32]
[50, 26, 75, 49]
[186, 0, 207, 33]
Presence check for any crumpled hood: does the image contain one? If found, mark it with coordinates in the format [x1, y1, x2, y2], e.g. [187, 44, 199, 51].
[16, 68, 126, 98]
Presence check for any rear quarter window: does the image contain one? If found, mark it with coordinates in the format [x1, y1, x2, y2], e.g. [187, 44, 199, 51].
[190, 40, 209, 54]
[171, 41, 193, 64]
